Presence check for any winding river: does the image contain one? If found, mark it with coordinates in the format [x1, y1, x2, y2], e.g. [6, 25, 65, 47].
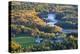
[45, 13, 77, 33]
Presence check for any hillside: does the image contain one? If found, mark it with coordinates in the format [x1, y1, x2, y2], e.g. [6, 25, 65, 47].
[9, 1, 78, 53]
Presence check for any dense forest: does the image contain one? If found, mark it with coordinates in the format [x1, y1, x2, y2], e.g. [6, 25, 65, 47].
[9, 1, 78, 53]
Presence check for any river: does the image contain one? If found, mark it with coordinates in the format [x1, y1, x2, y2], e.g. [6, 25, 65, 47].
[45, 13, 77, 33]
[46, 13, 57, 26]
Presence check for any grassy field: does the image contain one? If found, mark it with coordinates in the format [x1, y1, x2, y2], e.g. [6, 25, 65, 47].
[12, 36, 35, 48]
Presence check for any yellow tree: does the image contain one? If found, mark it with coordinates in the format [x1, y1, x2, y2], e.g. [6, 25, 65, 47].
[10, 41, 21, 52]
[53, 25, 62, 32]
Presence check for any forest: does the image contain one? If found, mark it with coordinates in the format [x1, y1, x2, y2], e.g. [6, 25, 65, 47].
[9, 1, 78, 53]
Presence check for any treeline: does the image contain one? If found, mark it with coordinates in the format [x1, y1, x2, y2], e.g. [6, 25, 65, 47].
[10, 1, 77, 18]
